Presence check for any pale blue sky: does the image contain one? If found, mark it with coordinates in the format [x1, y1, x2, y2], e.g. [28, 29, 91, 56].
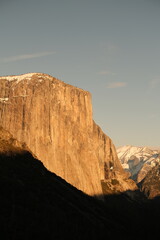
[0, 0, 160, 147]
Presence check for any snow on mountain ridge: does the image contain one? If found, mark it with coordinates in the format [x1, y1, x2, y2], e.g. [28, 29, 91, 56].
[117, 145, 160, 182]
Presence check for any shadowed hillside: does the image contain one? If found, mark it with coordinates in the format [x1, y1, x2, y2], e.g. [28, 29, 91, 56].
[0, 151, 128, 240]
[0, 150, 160, 239]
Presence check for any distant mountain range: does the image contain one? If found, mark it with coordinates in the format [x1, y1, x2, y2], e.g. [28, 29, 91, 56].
[117, 145, 160, 183]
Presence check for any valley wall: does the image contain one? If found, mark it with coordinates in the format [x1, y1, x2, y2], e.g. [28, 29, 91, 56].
[0, 73, 136, 195]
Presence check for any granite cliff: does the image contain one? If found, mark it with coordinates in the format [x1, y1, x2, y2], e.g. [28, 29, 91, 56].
[0, 73, 136, 196]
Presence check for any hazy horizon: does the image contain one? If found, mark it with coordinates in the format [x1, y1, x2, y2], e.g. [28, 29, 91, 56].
[0, 0, 160, 148]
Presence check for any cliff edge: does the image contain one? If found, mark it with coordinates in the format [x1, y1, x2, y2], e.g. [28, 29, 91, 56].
[0, 73, 136, 195]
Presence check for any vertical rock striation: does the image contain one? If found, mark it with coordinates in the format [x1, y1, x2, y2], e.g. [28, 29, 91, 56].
[0, 73, 136, 195]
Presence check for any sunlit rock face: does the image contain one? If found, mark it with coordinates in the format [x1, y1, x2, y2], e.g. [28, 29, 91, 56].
[0, 73, 136, 195]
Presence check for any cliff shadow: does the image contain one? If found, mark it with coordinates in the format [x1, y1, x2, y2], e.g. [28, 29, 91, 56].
[95, 189, 160, 239]
[0, 151, 129, 240]
[0, 151, 160, 239]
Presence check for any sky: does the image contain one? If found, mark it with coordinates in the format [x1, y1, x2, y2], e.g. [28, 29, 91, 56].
[0, 0, 160, 148]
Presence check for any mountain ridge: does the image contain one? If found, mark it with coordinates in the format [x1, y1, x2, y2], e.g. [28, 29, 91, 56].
[117, 145, 160, 183]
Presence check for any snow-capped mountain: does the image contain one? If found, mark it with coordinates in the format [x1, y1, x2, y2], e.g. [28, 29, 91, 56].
[117, 145, 160, 183]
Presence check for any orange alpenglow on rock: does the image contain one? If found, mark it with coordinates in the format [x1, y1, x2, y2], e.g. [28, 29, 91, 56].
[0, 73, 137, 196]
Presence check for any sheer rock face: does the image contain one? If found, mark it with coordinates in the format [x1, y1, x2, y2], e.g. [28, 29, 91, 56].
[0, 73, 136, 195]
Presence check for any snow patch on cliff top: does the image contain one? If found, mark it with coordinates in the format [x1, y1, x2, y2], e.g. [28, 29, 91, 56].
[0, 73, 53, 83]
[0, 72, 91, 94]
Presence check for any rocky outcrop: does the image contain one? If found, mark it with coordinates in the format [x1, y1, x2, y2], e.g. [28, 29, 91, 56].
[139, 164, 160, 199]
[0, 73, 136, 196]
